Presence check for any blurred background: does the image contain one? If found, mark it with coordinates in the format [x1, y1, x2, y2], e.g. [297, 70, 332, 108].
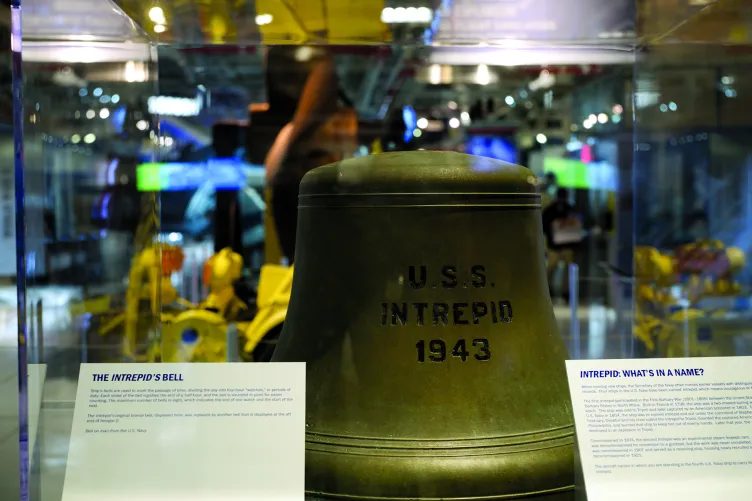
[3, 0, 752, 497]
[8, 1, 752, 358]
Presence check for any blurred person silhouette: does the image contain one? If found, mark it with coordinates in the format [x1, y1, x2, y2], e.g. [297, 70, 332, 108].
[542, 187, 584, 301]
[469, 99, 485, 121]
[540, 172, 558, 208]
[681, 210, 710, 244]
[486, 97, 495, 115]
[263, 46, 357, 264]
[97, 156, 141, 284]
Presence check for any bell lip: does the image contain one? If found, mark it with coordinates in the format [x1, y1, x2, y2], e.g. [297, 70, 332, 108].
[305, 424, 575, 453]
[299, 151, 540, 197]
[304, 485, 576, 500]
[304, 436, 576, 500]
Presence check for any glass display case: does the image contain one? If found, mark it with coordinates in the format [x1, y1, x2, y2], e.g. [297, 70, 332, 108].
[633, 0, 752, 360]
[2, 0, 751, 500]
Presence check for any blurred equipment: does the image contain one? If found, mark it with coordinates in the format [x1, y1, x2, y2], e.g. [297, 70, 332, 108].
[83, 243, 194, 362]
[625, 240, 747, 357]
[201, 247, 248, 321]
[674, 239, 745, 298]
[121, 243, 191, 360]
[162, 247, 249, 363]
[75, 245, 256, 364]
[160, 309, 228, 363]
[272, 151, 575, 500]
[242, 264, 293, 362]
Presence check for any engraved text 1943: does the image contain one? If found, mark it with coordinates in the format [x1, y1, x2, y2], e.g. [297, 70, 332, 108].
[379, 265, 514, 364]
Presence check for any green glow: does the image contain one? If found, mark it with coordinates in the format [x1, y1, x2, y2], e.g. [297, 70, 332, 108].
[136, 163, 163, 191]
[543, 157, 589, 189]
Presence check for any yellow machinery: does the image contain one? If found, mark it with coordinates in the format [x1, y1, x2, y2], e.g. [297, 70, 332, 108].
[242, 263, 293, 362]
[73, 235, 748, 362]
[73, 244, 258, 363]
[92, 243, 193, 361]
[633, 239, 747, 358]
[161, 247, 249, 363]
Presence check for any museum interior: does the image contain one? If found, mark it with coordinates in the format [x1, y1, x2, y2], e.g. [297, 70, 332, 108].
[1, 0, 752, 499]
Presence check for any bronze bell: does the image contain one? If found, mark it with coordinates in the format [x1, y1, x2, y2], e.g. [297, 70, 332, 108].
[272, 151, 575, 500]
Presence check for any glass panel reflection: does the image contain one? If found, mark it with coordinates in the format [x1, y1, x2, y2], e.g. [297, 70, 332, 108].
[14, 1, 752, 500]
[634, 3, 752, 360]
[22, 3, 160, 499]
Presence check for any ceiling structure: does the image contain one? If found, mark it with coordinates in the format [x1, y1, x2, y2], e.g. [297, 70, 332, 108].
[16, 0, 752, 146]
[23, 0, 149, 42]
[111, 0, 640, 128]
[113, 0, 437, 122]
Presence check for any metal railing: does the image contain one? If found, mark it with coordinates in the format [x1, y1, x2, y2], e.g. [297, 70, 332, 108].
[563, 264, 636, 360]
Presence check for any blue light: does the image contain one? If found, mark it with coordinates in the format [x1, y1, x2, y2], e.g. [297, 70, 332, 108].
[93, 88, 103, 97]
[159, 119, 205, 145]
[100, 193, 112, 219]
[79, 88, 88, 97]
[111, 106, 127, 133]
[466, 135, 517, 164]
[424, 0, 452, 44]
[402, 105, 417, 143]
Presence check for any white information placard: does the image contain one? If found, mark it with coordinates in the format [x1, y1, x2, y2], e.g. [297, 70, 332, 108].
[566, 357, 752, 501]
[62, 363, 305, 501]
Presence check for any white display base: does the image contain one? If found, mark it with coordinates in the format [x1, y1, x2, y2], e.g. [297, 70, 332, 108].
[567, 357, 752, 501]
[28, 363, 46, 465]
[62, 363, 305, 501]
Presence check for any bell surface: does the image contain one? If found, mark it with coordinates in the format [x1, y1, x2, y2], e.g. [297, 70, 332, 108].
[272, 151, 575, 500]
